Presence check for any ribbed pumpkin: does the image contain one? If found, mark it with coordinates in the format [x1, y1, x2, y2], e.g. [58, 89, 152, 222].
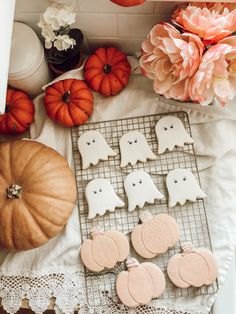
[116, 258, 165, 307]
[84, 47, 131, 96]
[0, 140, 77, 251]
[44, 79, 93, 127]
[0, 88, 35, 134]
[111, 0, 145, 6]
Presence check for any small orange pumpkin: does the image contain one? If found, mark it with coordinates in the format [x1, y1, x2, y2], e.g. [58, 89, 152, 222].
[0, 88, 35, 134]
[111, 0, 145, 6]
[84, 47, 131, 97]
[167, 243, 218, 288]
[131, 211, 180, 258]
[0, 140, 77, 251]
[80, 227, 129, 272]
[44, 79, 94, 127]
[116, 258, 165, 307]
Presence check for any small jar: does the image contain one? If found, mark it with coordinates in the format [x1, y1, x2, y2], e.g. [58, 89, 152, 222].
[8, 22, 51, 97]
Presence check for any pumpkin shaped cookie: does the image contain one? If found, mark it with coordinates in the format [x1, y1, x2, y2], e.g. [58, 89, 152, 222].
[131, 211, 179, 258]
[116, 258, 165, 307]
[167, 242, 218, 288]
[80, 227, 129, 272]
[0, 140, 77, 251]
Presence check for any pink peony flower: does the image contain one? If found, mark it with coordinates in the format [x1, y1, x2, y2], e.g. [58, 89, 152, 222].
[173, 3, 236, 44]
[189, 36, 236, 106]
[140, 22, 204, 101]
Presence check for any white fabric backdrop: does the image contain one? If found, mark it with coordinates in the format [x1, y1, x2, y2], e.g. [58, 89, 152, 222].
[0, 58, 236, 313]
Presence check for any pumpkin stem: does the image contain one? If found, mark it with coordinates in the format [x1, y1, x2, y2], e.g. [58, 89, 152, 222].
[90, 226, 104, 239]
[62, 90, 71, 103]
[6, 184, 22, 199]
[103, 64, 112, 74]
[139, 211, 153, 223]
[181, 242, 194, 254]
[126, 257, 140, 270]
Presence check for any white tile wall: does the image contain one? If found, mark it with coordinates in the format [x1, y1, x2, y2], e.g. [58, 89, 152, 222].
[14, 0, 179, 54]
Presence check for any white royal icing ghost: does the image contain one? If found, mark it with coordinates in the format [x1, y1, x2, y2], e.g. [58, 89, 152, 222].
[78, 130, 117, 169]
[155, 116, 194, 154]
[119, 131, 156, 167]
[86, 178, 125, 219]
[124, 170, 164, 212]
[166, 168, 207, 208]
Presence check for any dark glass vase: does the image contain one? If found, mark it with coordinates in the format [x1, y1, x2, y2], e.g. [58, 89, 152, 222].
[47, 28, 84, 76]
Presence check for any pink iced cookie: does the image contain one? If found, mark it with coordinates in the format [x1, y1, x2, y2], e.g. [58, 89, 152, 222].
[131, 211, 180, 258]
[116, 258, 165, 307]
[80, 227, 129, 272]
[167, 242, 218, 288]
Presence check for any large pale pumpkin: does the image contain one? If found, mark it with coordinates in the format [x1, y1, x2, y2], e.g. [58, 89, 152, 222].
[0, 140, 77, 251]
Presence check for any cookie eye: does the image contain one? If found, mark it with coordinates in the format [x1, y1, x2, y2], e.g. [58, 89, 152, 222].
[87, 142, 90, 145]
[128, 141, 132, 145]
[132, 183, 136, 187]
[170, 125, 174, 129]
[93, 190, 97, 194]
[92, 139, 96, 143]
[163, 127, 168, 131]
[174, 180, 178, 184]
[134, 139, 138, 143]
[139, 179, 142, 184]
[183, 177, 187, 181]
[99, 188, 102, 192]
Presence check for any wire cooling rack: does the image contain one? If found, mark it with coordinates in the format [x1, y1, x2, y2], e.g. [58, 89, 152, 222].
[71, 111, 218, 307]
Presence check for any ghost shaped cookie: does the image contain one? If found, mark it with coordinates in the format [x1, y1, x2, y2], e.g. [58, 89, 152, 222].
[131, 211, 180, 258]
[124, 170, 164, 212]
[167, 242, 218, 288]
[116, 257, 165, 307]
[166, 169, 206, 207]
[119, 131, 156, 167]
[155, 116, 194, 154]
[86, 178, 125, 219]
[166, 168, 206, 208]
[80, 227, 129, 272]
[78, 130, 116, 169]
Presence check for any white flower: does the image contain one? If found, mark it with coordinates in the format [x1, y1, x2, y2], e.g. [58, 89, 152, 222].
[57, 8, 75, 27]
[43, 6, 61, 30]
[40, 23, 55, 49]
[41, 24, 55, 41]
[38, 15, 47, 29]
[54, 35, 76, 51]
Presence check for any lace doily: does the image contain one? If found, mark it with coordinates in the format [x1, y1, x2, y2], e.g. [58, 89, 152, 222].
[0, 270, 210, 314]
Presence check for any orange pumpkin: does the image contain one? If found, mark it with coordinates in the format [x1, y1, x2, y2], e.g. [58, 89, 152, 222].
[84, 47, 131, 97]
[111, 0, 145, 6]
[0, 140, 77, 251]
[44, 79, 94, 127]
[0, 88, 35, 134]
[116, 258, 165, 307]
